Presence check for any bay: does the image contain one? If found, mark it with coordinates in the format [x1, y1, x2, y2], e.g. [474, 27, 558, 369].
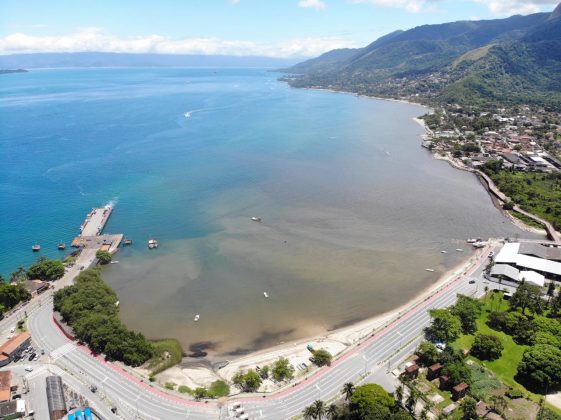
[0, 68, 536, 357]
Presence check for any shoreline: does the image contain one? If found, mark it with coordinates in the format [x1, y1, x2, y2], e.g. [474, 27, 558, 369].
[153, 245, 489, 390]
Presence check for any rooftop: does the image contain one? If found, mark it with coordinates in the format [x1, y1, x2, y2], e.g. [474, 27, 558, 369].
[0, 371, 11, 403]
[0, 332, 31, 356]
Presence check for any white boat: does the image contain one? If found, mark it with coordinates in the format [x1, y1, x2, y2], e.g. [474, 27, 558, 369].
[473, 241, 487, 248]
[425, 268, 435, 272]
[184, 112, 191, 118]
[263, 292, 269, 298]
[148, 238, 159, 249]
[110, 261, 119, 264]
[194, 314, 200, 322]
[251, 217, 262, 222]
[441, 250, 448, 254]
[456, 248, 464, 252]
[31, 244, 41, 252]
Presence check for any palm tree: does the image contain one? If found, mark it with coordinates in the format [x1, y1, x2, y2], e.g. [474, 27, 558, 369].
[313, 400, 326, 420]
[303, 405, 316, 420]
[326, 404, 339, 419]
[395, 384, 404, 406]
[342, 382, 355, 401]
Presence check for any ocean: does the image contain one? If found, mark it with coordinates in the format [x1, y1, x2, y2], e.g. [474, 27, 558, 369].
[0, 68, 537, 357]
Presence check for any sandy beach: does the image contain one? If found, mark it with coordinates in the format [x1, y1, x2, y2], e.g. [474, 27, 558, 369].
[154, 244, 491, 391]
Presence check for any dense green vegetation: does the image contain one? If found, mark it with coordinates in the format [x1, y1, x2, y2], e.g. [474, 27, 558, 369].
[95, 250, 112, 264]
[284, 7, 561, 110]
[453, 289, 561, 399]
[302, 382, 410, 419]
[271, 357, 295, 381]
[483, 167, 561, 229]
[232, 369, 262, 392]
[54, 268, 154, 366]
[310, 348, 333, 367]
[27, 257, 65, 281]
[0, 282, 31, 318]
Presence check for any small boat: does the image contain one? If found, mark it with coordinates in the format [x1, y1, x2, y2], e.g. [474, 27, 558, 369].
[58, 242, 66, 250]
[148, 238, 159, 249]
[441, 250, 448, 254]
[425, 268, 435, 272]
[466, 239, 477, 244]
[194, 314, 200, 322]
[115, 300, 120, 307]
[123, 239, 133, 246]
[32, 244, 41, 252]
[110, 261, 119, 264]
[456, 248, 464, 252]
[251, 217, 262, 222]
[263, 292, 269, 298]
[473, 241, 487, 249]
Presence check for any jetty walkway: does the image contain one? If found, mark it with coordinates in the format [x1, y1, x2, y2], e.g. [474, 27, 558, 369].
[476, 171, 561, 244]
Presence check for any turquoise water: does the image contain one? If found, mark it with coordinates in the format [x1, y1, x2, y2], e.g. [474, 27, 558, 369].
[0, 68, 537, 356]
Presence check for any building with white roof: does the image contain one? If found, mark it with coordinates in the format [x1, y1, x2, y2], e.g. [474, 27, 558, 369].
[492, 242, 561, 284]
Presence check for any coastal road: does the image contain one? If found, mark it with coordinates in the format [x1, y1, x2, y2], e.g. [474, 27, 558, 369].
[18, 248, 493, 420]
[236, 258, 490, 419]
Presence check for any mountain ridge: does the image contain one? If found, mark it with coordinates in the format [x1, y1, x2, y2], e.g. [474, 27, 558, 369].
[283, 4, 561, 109]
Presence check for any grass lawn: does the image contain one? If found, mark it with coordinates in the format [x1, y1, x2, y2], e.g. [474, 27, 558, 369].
[148, 338, 183, 375]
[489, 171, 561, 228]
[453, 293, 528, 394]
[453, 292, 561, 415]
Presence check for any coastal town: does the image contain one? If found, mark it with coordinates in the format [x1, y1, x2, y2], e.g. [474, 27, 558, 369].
[420, 105, 561, 173]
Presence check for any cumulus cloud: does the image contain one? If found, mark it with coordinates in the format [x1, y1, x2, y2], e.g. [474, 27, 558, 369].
[0, 28, 356, 58]
[473, 0, 558, 15]
[298, 0, 327, 10]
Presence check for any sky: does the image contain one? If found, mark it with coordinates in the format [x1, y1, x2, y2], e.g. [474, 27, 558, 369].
[0, 0, 559, 58]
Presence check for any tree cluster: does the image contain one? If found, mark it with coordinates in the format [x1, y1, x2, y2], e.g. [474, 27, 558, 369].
[302, 382, 409, 420]
[54, 268, 153, 366]
[95, 250, 112, 264]
[27, 257, 65, 281]
[232, 369, 262, 392]
[311, 349, 333, 367]
[0, 283, 31, 317]
[470, 333, 504, 361]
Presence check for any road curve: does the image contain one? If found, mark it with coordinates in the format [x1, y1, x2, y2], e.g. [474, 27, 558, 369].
[25, 247, 491, 419]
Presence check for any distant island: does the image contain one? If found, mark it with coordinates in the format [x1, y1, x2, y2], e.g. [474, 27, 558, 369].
[0, 69, 28, 74]
[0, 52, 299, 69]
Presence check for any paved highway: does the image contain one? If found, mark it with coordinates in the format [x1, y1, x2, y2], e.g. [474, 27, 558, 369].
[17, 246, 493, 419]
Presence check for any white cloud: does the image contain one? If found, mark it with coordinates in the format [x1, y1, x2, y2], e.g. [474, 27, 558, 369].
[298, 0, 327, 10]
[473, 0, 557, 16]
[0, 28, 356, 58]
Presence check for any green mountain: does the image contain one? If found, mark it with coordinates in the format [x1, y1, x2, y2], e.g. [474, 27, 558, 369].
[284, 4, 561, 109]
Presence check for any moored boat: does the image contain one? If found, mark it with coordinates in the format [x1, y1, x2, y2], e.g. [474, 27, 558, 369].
[251, 217, 262, 222]
[148, 238, 159, 249]
[58, 242, 66, 250]
[194, 314, 200, 321]
[32, 243, 41, 252]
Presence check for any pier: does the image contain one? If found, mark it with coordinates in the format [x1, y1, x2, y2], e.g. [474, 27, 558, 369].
[72, 205, 123, 252]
